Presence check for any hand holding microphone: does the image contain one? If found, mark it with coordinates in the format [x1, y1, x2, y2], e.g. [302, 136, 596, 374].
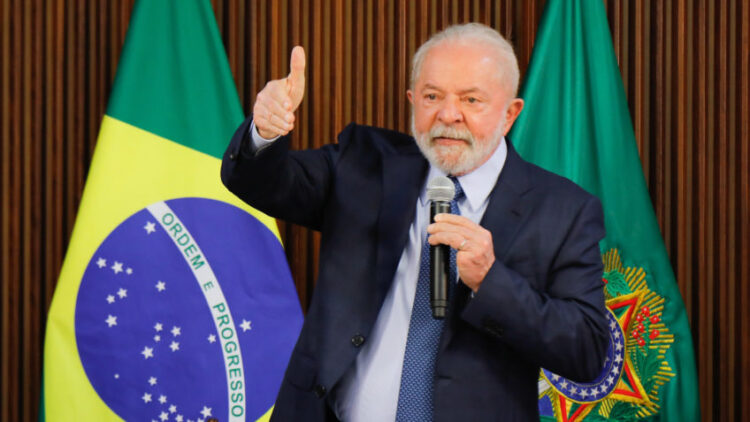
[426, 177, 455, 319]
[427, 177, 495, 303]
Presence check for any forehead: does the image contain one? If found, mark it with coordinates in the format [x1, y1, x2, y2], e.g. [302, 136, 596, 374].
[417, 41, 503, 91]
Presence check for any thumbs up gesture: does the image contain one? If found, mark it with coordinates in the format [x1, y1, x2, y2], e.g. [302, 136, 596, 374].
[253, 46, 306, 139]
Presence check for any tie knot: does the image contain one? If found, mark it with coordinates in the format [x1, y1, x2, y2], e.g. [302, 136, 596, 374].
[449, 176, 464, 202]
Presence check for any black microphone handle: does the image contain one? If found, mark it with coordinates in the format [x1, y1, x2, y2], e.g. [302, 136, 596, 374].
[430, 200, 451, 319]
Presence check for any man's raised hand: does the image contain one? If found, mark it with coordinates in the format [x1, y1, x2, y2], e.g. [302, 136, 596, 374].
[253, 46, 306, 139]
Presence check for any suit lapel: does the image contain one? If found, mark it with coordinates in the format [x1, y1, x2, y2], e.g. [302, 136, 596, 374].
[441, 141, 533, 348]
[374, 148, 429, 309]
[478, 142, 531, 261]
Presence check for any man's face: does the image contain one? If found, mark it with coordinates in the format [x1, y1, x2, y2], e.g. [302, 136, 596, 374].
[408, 41, 523, 175]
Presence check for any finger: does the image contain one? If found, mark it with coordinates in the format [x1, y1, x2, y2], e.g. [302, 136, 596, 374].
[255, 94, 294, 126]
[427, 232, 467, 250]
[260, 83, 294, 114]
[255, 119, 288, 138]
[426, 222, 476, 240]
[287, 46, 306, 107]
[269, 113, 294, 133]
[288, 46, 306, 86]
[433, 213, 480, 229]
[264, 97, 295, 123]
[254, 105, 290, 136]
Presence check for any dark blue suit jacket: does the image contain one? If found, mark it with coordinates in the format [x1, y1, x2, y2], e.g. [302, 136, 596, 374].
[221, 117, 609, 421]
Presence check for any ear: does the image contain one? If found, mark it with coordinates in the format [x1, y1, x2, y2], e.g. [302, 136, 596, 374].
[503, 98, 524, 135]
[407, 89, 414, 105]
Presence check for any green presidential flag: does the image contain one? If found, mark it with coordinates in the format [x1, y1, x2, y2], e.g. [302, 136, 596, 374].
[509, 0, 700, 421]
[42, 1, 302, 420]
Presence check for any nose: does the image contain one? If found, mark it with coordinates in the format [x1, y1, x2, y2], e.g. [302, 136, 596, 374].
[436, 96, 463, 124]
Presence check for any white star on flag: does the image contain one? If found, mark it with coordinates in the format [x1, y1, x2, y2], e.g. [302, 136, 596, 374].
[159, 395, 167, 404]
[105, 315, 117, 327]
[156, 281, 166, 292]
[97, 258, 107, 268]
[159, 411, 169, 421]
[171, 326, 181, 337]
[106, 295, 115, 304]
[142, 393, 152, 403]
[240, 319, 252, 332]
[111, 261, 123, 274]
[610, 320, 617, 330]
[144, 221, 156, 234]
[141, 346, 154, 359]
[207, 334, 216, 343]
[200, 406, 212, 418]
[175, 415, 184, 422]
[614, 353, 623, 364]
[117, 288, 127, 299]
[169, 341, 180, 352]
[126, 267, 133, 275]
[169, 404, 177, 413]
[148, 376, 157, 386]
[154, 335, 161, 342]
[114, 373, 120, 379]
[154, 322, 163, 332]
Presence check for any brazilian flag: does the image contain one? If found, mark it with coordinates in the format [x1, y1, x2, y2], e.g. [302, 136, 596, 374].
[509, 0, 700, 421]
[42, 1, 303, 420]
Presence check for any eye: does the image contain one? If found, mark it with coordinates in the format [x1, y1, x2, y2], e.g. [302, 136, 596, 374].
[467, 97, 478, 104]
[425, 93, 437, 100]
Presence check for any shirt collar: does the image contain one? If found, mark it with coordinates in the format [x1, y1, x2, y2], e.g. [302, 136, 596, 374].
[419, 137, 508, 212]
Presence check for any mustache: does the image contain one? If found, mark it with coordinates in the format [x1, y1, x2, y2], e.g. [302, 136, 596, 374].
[428, 124, 474, 144]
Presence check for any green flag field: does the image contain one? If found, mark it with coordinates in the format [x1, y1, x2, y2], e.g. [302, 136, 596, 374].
[510, 0, 700, 421]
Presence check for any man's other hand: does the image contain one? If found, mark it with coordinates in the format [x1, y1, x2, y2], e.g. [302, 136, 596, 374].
[427, 213, 495, 293]
[253, 46, 306, 139]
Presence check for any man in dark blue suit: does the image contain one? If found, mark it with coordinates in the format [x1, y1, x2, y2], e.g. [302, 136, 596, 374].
[222, 23, 608, 421]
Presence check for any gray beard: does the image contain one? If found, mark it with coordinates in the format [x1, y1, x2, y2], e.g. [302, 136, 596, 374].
[411, 114, 505, 175]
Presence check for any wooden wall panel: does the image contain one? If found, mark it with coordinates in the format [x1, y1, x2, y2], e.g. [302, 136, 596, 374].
[0, 1, 747, 421]
[1, 2, 135, 420]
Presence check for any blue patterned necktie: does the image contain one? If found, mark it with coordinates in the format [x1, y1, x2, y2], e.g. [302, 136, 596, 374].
[396, 176, 464, 421]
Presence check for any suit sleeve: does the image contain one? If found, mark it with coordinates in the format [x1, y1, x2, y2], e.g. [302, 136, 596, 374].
[220, 114, 339, 231]
[460, 196, 609, 383]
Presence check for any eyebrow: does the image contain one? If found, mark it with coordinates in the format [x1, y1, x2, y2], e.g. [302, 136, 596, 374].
[420, 83, 486, 96]
[420, 83, 444, 92]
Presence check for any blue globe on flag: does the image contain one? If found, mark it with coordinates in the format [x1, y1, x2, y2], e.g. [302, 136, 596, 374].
[75, 197, 303, 422]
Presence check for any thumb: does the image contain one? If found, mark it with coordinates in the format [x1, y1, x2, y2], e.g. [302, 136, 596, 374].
[287, 46, 306, 108]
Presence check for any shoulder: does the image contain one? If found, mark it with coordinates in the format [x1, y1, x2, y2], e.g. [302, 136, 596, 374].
[512, 149, 601, 216]
[337, 123, 419, 155]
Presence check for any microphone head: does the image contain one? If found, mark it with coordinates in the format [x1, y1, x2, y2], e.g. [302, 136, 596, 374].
[426, 176, 455, 202]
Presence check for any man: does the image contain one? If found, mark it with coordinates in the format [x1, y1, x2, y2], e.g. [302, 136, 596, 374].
[222, 23, 608, 421]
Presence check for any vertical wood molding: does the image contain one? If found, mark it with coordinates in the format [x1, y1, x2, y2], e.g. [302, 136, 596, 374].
[0, 1, 747, 420]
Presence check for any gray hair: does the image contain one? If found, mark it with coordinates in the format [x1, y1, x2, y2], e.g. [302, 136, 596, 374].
[410, 23, 520, 96]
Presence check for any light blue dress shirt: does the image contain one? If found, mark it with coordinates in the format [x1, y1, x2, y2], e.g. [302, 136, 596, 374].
[250, 123, 508, 421]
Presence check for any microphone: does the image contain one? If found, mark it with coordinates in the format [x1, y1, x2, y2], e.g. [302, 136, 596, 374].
[426, 176, 455, 319]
